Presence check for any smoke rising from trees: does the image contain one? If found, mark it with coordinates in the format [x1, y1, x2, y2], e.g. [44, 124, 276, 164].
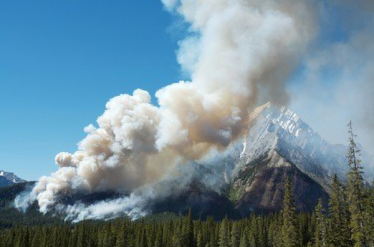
[16, 0, 374, 221]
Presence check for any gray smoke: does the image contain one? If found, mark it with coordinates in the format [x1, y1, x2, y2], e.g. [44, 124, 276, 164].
[289, 0, 374, 153]
[16, 0, 318, 220]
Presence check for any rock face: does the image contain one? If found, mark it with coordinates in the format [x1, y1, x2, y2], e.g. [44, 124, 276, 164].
[164, 103, 373, 217]
[0, 171, 25, 188]
[229, 103, 372, 214]
[237, 103, 372, 189]
[233, 152, 329, 215]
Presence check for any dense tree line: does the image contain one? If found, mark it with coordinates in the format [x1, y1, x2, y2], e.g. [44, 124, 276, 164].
[0, 123, 373, 247]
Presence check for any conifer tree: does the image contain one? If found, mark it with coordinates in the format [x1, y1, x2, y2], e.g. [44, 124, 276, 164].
[182, 209, 195, 247]
[209, 228, 217, 247]
[281, 176, 299, 247]
[314, 198, 327, 247]
[139, 228, 147, 247]
[230, 222, 240, 247]
[103, 223, 114, 247]
[115, 226, 126, 247]
[219, 217, 230, 247]
[197, 231, 204, 247]
[346, 121, 367, 247]
[155, 230, 163, 247]
[273, 214, 283, 247]
[257, 216, 266, 247]
[328, 174, 350, 247]
[77, 224, 86, 247]
[239, 230, 249, 247]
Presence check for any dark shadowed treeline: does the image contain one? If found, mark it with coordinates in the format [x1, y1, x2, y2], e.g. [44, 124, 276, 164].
[0, 189, 373, 247]
[1, 176, 373, 246]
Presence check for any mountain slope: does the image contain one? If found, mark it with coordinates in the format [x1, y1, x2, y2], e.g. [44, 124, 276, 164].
[236, 103, 373, 190]
[226, 102, 372, 214]
[0, 171, 25, 188]
[233, 151, 329, 215]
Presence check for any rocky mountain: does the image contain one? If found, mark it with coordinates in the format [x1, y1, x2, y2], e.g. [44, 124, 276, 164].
[236, 103, 373, 188]
[158, 103, 374, 217]
[0, 171, 25, 188]
[230, 103, 373, 213]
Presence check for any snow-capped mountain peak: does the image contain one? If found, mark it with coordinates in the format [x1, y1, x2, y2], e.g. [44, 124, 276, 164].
[260, 103, 316, 138]
[238, 103, 374, 189]
[0, 170, 25, 187]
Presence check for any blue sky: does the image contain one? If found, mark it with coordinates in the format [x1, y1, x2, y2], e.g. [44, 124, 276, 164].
[0, 0, 182, 180]
[1, 0, 373, 180]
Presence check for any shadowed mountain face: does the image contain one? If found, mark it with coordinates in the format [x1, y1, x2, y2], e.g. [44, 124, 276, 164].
[233, 152, 329, 215]
[150, 152, 329, 218]
[152, 180, 239, 220]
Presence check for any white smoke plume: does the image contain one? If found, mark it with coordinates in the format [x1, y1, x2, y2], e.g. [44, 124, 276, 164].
[16, 0, 318, 220]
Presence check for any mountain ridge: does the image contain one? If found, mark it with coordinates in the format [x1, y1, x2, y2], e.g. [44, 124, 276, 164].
[0, 171, 25, 188]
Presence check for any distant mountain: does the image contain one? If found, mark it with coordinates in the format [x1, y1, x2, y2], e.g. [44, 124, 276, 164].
[0, 171, 25, 188]
[230, 103, 373, 214]
[235, 103, 374, 187]
[155, 103, 374, 217]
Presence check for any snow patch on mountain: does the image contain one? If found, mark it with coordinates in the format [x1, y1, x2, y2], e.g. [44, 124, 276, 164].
[233, 103, 374, 189]
[0, 170, 25, 187]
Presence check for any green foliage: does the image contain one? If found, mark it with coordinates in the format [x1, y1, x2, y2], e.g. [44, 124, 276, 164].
[346, 122, 367, 247]
[0, 182, 373, 247]
[328, 175, 350, 247]
[281, 177, 300, 247]
[230, 222, 240, 247]
[219, 217, 230, 247]
[314, 198, 327, 247]
[229, 187, 239, 202]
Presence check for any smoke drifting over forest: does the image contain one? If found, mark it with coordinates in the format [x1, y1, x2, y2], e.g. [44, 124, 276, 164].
[15, 0, 374, 220]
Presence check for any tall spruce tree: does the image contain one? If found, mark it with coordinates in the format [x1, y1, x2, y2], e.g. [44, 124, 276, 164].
[346, 121, 367, 247]
[230, 222, 240, 247]
[281, 176, 300, 247]
[197, 232, 204, 247]
[182, 209, 195, 247]
[239, 230, 249, 247]
[328, 174, 350, 247]
[314, 198, 327, 247]
[219, 217, 230, 247]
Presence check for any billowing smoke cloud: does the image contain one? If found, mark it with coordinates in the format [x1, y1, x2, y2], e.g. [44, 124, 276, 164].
[16, 0, 318, 220]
